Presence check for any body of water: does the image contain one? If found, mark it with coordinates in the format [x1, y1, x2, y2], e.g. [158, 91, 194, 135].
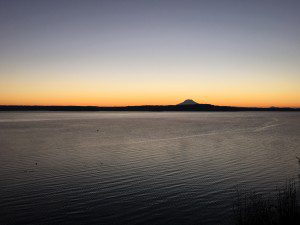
[0, 112, 299, 225]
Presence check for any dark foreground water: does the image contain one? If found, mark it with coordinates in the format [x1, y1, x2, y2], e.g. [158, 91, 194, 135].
[0, 112, 299, 225]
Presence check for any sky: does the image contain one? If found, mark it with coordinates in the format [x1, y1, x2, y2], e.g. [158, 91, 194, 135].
[0, 0, 299, 107]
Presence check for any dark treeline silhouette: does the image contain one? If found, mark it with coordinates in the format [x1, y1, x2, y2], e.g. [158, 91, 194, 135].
[0, 104, 299, 112]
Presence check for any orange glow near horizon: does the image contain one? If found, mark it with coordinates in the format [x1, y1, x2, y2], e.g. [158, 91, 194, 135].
[1, 71, 300, 108]
[1, 80, 299, 108]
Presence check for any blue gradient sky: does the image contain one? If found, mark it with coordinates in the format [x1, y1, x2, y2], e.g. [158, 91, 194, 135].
[0, 0, 299, 106]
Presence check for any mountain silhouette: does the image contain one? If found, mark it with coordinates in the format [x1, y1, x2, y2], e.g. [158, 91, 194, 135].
[178, 99, 199, 105]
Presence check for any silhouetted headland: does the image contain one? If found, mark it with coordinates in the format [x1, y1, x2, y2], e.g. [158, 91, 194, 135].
[1, 100, 299, 111]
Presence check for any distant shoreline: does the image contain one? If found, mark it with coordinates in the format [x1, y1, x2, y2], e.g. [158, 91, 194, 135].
[0, 105, 299, 112]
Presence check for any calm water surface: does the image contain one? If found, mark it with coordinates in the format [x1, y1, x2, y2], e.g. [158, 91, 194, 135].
[0, 112, 299, 225]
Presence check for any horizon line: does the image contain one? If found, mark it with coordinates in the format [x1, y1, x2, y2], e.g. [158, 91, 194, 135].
[0, 103, 299, 109]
